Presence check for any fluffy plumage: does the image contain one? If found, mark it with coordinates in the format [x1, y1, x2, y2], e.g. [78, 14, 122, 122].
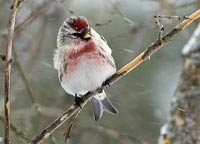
[54, 16, 117, 121]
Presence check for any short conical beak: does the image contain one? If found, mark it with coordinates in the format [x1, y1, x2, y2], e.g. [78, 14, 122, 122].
[83, 32, 91, 39]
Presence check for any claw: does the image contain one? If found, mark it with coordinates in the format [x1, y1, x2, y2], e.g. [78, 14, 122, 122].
[97, 88, 103, 93]
[102, 78, 110, 88]
[74, 94, 84, 109]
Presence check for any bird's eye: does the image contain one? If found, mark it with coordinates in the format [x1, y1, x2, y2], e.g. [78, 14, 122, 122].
[71, 28, 91, 41]
[71, 33, 80, 37]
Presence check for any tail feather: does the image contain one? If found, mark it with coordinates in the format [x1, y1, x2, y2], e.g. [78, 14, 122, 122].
[101, 97, 118, 114]
[91, 98, 103, 121]
[91, 91, 117, 121]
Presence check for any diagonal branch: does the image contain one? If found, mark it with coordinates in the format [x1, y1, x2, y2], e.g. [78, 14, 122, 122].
[4, 0, 24, 144]
[158, 22, 200, 144]
[14, 0, 51, 34]
[28, 9, 200, 144]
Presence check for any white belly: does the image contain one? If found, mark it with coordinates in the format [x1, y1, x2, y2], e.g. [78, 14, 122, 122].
[59, 58, 116, 96]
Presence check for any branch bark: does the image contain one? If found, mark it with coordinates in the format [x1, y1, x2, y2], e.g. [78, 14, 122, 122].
[158, 22, 200, 144]
[28, 9, 200, 144]
[4, 0, 24, 143]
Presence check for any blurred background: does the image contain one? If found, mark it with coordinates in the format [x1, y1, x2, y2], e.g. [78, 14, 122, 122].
[0, 0, 199, 143]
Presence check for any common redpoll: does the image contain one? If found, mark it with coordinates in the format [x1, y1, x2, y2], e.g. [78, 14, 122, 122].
[54, 16, 118, 121]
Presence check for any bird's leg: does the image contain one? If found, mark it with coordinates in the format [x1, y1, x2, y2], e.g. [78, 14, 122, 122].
[74, 94, 84, 109]
[102, 77, 111, 88]
[96, 78, 112, 94]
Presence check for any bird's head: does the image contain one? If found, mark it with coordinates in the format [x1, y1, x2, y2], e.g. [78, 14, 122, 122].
[57, 16, 92, 47]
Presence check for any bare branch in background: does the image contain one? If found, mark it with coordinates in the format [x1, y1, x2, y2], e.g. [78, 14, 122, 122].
[26, 20, 48, 67]
[13, 47, 58, 143]
[28, 9, 200, 144]
[13, 50, 36, 103]
[13, 49, 46, 118]
[73, 125, 145, 144]
[158, 22, 200, 144]
[108, 0, 135, 25]
[1, 1, 58, 141]
[15, 0, 51, 34]
[4, 0, 24, 143]
[174, 0, 198, 8]
[0, 115, 30, 143]
[94, 19, 112, 27]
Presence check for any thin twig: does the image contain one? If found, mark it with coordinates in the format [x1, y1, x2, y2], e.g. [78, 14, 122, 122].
[28, 9, 200, 144]
[74, 125, 144, 144]
[13, 50, 36, 103]
[158, 21, 200, 144]
[108, 0, 135, 25]
[95, 19, 112, 27]
[4, 0, 24, 143]
[26, 19, 48, 68]
[13, 50, 59, 143]
[154, 15, 164, 43]
[15, 0, 51, 34]
[63, 109, 81, 143]
[0, 115, 30, 143]
[12, 0, 55, 136]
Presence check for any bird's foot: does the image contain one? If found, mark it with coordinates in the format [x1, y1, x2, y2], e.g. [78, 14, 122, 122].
[102, 78, 111, 88]
[74, 94, 84, 109]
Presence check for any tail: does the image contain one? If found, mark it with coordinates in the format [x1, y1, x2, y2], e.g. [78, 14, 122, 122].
[91, 91, 118, 121]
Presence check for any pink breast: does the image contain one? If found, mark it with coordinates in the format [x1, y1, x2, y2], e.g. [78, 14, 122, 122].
[64, 41, 106, 74]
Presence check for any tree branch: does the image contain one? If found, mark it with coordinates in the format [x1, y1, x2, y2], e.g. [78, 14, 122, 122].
[28, 9, 200, 144]
[158, 22, 200, 144]
[0, 115, 30, 143]
[4, 0, 24, 143]
[14, 0, 51, 34]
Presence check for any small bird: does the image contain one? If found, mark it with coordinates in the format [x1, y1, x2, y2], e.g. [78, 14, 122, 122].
[54, 16, 118, 121]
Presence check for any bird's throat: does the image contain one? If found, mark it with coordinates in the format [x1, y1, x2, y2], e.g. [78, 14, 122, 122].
[68, 41, 96, 59]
